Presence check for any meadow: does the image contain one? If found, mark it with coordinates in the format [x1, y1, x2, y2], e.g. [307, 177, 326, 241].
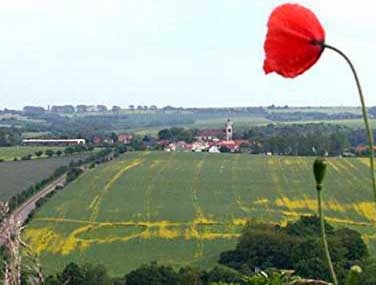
[0, 154, 91, 201]
[23, 152, 376, 276]
[0, 146, 65, 161]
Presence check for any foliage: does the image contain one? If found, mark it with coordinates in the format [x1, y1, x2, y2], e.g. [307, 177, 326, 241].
[219, 217, 367, 283]
[241, 124, 352, 156]
[0, 128, 22, 147]
[158, 127, 197, 143]
[125, 262, 180, 285]
[66, 167, 83, 183]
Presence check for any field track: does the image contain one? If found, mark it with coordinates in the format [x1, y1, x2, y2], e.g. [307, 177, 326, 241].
[23, 152, 376, 276]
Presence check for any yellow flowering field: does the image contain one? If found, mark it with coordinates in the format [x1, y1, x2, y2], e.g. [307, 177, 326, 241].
[23, 152, 376, 276]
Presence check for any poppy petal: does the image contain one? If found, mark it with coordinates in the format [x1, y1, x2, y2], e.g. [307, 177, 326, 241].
[263, 4, 325, 78]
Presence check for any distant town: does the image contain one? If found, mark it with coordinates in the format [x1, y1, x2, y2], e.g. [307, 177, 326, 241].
[0, 104, 374, 158]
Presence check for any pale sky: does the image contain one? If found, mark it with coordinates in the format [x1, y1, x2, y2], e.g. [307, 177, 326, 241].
[0, 0, 375, 109]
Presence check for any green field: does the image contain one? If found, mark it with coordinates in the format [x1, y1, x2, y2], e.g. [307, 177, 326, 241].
[128, 116, 271, 136]
[24, 152, 376, 276]
[0, 154, 91, 202]
[0, 146, 65, 161]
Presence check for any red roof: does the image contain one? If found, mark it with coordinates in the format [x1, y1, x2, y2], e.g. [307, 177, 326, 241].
[93, 137, 102, 144]
[197, 129, 224, 137]
[355, 145, 376, 152]
[158, 140, 170, 146]
[118, 134, 133, 141]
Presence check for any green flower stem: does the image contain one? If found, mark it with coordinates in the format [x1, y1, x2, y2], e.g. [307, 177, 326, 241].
[323, 43, 376, 208]
[317, 188, 338, 285]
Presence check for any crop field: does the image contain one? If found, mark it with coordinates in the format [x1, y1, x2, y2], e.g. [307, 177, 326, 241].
[23, 152, 376, 276]
[128, 116, 271, 136]
[0, 146, 65, 161]
[0, 154, 91, 201]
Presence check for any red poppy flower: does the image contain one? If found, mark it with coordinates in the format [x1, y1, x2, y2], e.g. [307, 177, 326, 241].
[263, 3, 325, 78]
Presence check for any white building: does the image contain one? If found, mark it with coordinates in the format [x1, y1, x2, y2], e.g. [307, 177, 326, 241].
[225, 118, 233, 141]
[208, 145, 220, 153]
[22, 139, 86, 146]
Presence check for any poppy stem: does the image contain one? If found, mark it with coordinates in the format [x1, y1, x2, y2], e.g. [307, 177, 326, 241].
[323, 43, 376, 210]
[317, 188, 338, 285]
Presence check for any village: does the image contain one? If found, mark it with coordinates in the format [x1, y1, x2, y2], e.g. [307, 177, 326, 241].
[20, 117, 373, 157]
[160, 119, 253, 153]
[21, 119, 260, 154]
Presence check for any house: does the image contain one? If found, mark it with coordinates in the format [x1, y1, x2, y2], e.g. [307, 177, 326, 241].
[192, 142, 208, 152]
[208, 145, 220, 153]
[217, 140, 239, 152]
[354, 144, 376, 153]
[103, 138, 114, 144]
[165, 143, 177, 152]
[118, 134, 133, 144]
[93, 136, 102, 145]
[196, 129, 224, 142]
[158, 140, 170, 146]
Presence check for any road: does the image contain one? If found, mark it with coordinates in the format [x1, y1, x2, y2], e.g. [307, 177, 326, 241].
[0, 175, 66, 245]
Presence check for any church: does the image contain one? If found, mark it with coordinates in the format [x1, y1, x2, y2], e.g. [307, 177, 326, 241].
[196, 118, 233, 142]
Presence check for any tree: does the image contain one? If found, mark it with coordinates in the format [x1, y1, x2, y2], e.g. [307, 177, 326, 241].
[112, 105, 121, 112]
[23, 106, 45, 115]
[285, 216, 334, 237]
[125, 262, 180, 285]
[360, 259, 376, 285]
[56, 150, 63, 157]
[219, 217, 368, 284]
[111, 132, 118, 143]
[45, 149, 55, 157]
[129, 105, 135, 110]
[34, 150, 43, 157]
[66, 167, 83, 182]
[59, 262, 84, 284]
[178, 267, 203, 285]
[158, 129, 171, 140]
[205, 266, 242, 284]
[76, 105, 88, 113]
[219, 146, 231, 153]
[21, 154, 33, 160]
[96, 105, 108, 112]
[334, 228, 368, 261]
[81, 264, 111, 285]
[64, 147, 75, 155]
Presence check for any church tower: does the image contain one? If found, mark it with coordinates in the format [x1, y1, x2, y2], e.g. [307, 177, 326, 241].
[225, 118, 233, 141]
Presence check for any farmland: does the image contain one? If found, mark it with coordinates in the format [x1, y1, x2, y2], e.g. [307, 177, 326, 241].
[24, 152, 376, 276]
[0, 146, 65, 161]
[0, 154, 91, 201]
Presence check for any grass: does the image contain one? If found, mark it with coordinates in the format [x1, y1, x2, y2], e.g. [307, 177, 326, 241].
[0, 154, 92, 202]
[0, 146, 66, 161]
[23, 152, 376, 276]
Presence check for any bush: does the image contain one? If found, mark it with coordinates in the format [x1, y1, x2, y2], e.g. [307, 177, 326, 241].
[66, 167, 83, 182]
[219, 217, 367, 283]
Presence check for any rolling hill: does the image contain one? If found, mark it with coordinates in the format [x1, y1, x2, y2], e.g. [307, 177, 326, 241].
[23, 152, 376, 276]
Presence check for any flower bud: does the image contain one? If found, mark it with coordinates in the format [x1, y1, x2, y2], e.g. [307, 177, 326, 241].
[346, 265, 362, 285]
[313, 158, 327, 190]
